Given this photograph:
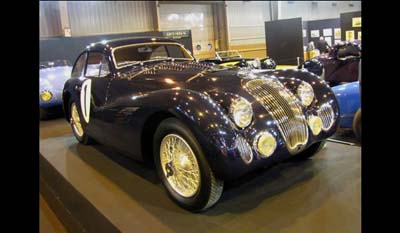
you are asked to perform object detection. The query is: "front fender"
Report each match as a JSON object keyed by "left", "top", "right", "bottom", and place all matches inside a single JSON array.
[
  {"left": 106, "top": 88, "right": 244, "bottom": 180},
  {"left": 144, "top": 89, "right": 244, "bottom": 180}
]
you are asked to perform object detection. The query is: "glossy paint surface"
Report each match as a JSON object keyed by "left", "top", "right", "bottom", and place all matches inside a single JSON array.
[
  {"left": 63, "top": 38, "right": 339, "bottom": 181},
  {"left": 332, "top": 81, "right": 360, "bottom": 128}
]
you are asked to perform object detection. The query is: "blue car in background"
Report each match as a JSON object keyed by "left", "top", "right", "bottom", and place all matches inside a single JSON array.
[
  {"left": 332, "top": 81, "right": 361, "bottom": 140},
  {"left": 39, "top": 60, "right": 72, "bottom": 120}
]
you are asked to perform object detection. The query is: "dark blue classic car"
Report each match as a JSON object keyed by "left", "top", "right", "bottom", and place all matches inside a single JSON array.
[
  {"left": 63, "top": 37, "right": 339, "bottom": 211},
  {"left": 40, "top": 60, "right": 72, "bottom": 119}
]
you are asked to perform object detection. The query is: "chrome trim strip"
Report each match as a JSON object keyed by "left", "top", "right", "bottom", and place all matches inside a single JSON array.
[
  {"left": 80, "top": 79, "right": 91, "bottom": 123},
  {"left": 317, "top": 103, "right": 335, "bottom": 131}
]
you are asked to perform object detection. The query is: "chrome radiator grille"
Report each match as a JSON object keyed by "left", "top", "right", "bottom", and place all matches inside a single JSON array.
[
  {"left": 317, "top": 103, "right": 335, "bottom": 130},
  {"left": 245, "top": 79, "right": 309, "bottom": 154}
]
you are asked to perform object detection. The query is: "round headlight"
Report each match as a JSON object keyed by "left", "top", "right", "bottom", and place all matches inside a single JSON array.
[
  {"left": 40, "top": 90, "right": 53, "bottom": 102},
  {"left": 230, "top": 97, "right": 253, "bottom": 129},
  {"left": 308, "top": 115, "right": 323, "bottom": 135},
  {"left": 297, "top": 82, "right": 314, "bottom": 106},
  {"left": 254, "top": 131, "right": 277, "bottom": 157}
]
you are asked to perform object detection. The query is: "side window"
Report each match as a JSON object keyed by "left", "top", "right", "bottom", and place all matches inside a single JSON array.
[
  {"left": 99, "top": 56, "right": 111, "bottom": 77},
  {"left": 150, "top": 46, "right": 168, "bottom": 58},
  {"left": 85, "top": 52, "right": 111, "bottom": 77},
  {"left": 71, "top": 52, "right": 87, "bottom": 78},
  {"left": 166, "top": 45, "right": 185, "bottom": 58}
]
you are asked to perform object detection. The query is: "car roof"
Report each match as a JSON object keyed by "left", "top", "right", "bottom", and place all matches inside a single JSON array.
[{"left": 87, "top": 37, "right": 181, "bottom": 51}]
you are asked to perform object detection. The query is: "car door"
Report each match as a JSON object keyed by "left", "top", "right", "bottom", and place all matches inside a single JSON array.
[{"left": 81, "top": 51, "right": 113, "bottom": 139}]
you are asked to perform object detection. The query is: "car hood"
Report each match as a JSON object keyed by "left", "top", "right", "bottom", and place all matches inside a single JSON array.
[
  {"left": 40, "top": 66, "right": 72, "bottom": 94},
  {"left": 122, "top": 61, "right": 269, "bottom": 95}
]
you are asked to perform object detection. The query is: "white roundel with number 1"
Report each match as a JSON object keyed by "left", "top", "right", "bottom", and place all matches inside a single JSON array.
[{"left": 80, "top": 79, "right": 92, "bottom": 123}]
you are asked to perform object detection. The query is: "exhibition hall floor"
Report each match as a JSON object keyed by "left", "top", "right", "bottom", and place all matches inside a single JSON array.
[{"left": 40, "top": 118, "right": 361, "bottom": 233}]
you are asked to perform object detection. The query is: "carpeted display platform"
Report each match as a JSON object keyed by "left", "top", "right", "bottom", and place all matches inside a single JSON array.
[{"left": 40, "top": 119, "right": 361, "bottom": 233}]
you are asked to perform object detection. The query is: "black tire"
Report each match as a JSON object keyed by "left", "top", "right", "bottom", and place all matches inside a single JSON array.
[
  {"left": 40, "top": 107, "right": 48, "bottom": 120},
  {"left": 293, "top": 140, "right": 326, "bottom": 161},
  {"left": 353, "top": 109, "right": 361, "bottom": 142},
  {"left": 69, "top": 100, "right": 93, "bottom": 145},
  {"left": 153, "top": 118, "right": 223, "bottom": 212}
]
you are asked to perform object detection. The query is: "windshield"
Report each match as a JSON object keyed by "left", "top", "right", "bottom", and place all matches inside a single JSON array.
[
  {"left": 113, "top": 43, "right": 193, "bottom": 68},
  {"left": 40, "top": 60, "right": 72, "bottom": 69}
]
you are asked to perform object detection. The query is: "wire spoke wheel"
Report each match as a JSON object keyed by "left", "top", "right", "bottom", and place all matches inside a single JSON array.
[
  {"left": 71, "top": 103, "right": 84, "bottom": 137},
  {"left": 160, "top": 134, "right": 201, "bottom": 198}
]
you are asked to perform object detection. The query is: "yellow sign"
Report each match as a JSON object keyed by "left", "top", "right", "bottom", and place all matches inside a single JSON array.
[
  {"left": 352, "top": 17, "right": 361, "bottom": 27},
  {"left": 346, "top": 30, "right": 355, "bottom": 42},
  {"left": 334, "top": 28, "right": 341, "bottom": 39}
]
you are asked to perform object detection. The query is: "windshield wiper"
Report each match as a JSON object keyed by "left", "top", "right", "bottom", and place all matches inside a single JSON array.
[
  {"left": 118, "top": 61, "right": 142, "bottom": 66},
  {"left": 146, "top": 57, "right": 175, "bottom": 62}
]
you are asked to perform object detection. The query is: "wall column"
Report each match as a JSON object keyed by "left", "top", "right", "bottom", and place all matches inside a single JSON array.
[
  {"left": 58, "top": 1, "right": 71, "bottom": 37},
  {"left": 152, "top": 1, "right": 161, "bottom": 31},
  {"left": 212, "top": 2, "right": 229, "bottom": 51}
]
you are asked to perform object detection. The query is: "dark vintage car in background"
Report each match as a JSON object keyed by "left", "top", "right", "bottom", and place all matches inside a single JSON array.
[
  {"left": 63, "top": 37, "right": 340, "bottom": 211},
  {"left": 200, "top": 50, "right": 277, "bottom": 69},
  {"left": 301, "top": 41, "right": 361, "bottom": 86},
  {"left": 40, "top": 60, "right": 72, "bottom": 120}
]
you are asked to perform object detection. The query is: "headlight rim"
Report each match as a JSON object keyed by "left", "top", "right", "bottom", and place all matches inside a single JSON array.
[
  {"left": 229, "top": 97, "right": 254, "bottom": 129},
  {"left": 308, "top": 115, "right": 323, "bottom": 135},
  {"left": 297, "top": 81, "right": 315, "bottom": 107},
  {"left": 253, "top": 130, "right": 277, "bottom": 158}
]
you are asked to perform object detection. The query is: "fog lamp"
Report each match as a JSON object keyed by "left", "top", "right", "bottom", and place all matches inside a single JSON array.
[
  {"left": 254, "top": 131, "right": 277, "bottom": 157},
  {"left": 308, "top": 115, "right": 323, "bottom": 135}
]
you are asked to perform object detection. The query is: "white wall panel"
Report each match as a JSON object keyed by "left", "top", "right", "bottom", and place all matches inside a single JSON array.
[
  {"left": 67, "top": 1, "right": 154, "bottom": 36},
  {"left": 279, "top": 1, "right": 361, "bottom": 21},
  {"left": 40, "top": 1, "right": 62, "bottom": 37},
  {"left": 159, "top": 3, "right": 215, "bottom": 57},
  {"left": 226, "top": 1, "right": 271, "bottom": 45}
]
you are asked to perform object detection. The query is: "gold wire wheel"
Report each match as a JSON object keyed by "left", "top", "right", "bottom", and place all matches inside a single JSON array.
[
  {"left": 160, "top": 134, "right": 201, "bottom": 198},
  {"left": 71, "top": 103, "right": 84, "bottom": 137}
]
